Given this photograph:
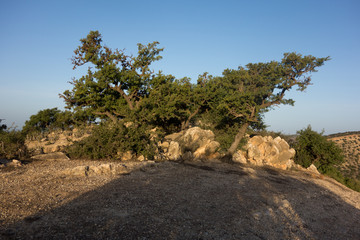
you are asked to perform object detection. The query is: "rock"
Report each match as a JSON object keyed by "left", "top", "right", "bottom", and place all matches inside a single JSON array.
[
  {"left": 121, "top": 151, "right": 134, "bottom": 161},
  {"left": 6, "top": 159, "right": 22, "bottom": 167},
  {"left": 247, "top": 143, "right": 262, "bottom": 162},
  {"left": 167, "top": 141, "right": 181, "bottom": 161},
  {"left": 164, "top": 132, "right": 183, "bottom": 141},
  {"left": 236, "top": 135, "right": 296, "bottom": 170},
  {"left": 25, "top": 128, "right": 91, "bottom": 154},
  {"left": 43, "top": 145, "right": 60, "bottom": 154},
  {"left": 307, "top": 164, "right": 320, "bottom": 175},
  {"left": 64, "top": 164, "right": 115, "bottom": 176},
  {"left": 163, "top": 127, "right": 221, "bottom": 161},
  {"left": 137, "top": 155, "right": 145, "bottom": 162},
  {"left": 249, "top": 135, "right": 264, "bottom": 146},
  {"left": 179, "top": 127, "right": 215, "bottom": 152},
  {"left": 233, "top": 150, "right": 247, "bottom": 164},
  {"left": 31, "top": 152, "right": 70, "bottom": 161}
]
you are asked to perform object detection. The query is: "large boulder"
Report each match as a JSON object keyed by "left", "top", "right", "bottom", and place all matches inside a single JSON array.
[
  {"left": 161, "top": 127, "right": 220, "bottom": 161},
  {"left": 233, "top": 135, "right": 296, "bottom": 170}
]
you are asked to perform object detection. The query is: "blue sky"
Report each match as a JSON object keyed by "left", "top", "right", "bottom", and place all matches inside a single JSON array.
[{"left": 0, "top": 0, "right": 359, "bottom": 134}]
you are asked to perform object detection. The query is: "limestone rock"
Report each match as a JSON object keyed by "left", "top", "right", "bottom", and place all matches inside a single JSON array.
[
  {"left": 25, "top": 128, "right": 91, "bottom": 155},
  {"left": 167, "top": 141, "right": 181, "bottom": 161},
  {"left": 5, "top": 159, "right": 23, "bottom": 167},
  {"left": 234, "top": 135, "right": 296, "bottom": 170},
  {"left": 120, "top": 151, "right": 134, "bottom": 161},
  {"left": 162, "top": 127, "right": 220, "bottom": 161},
  {"left": 31, "top": 152, "right": 70, "bottom": 161},
  {"left": 233, "top": 150, "right": 247, "bottom": 164},
  {"left": 307, "top": 164, "right": 320, "bottom": 175}
]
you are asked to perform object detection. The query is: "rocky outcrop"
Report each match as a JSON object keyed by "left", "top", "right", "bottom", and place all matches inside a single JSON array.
[
  {"left": 233, "top": 135, "right": 299, "bottom": 170},
  {"left": 159, "top": 127, "right": 220, "bottom": 161},
  {"left": 25, "top": 128, "right": 91, "bottom": 155},
  {"left": 63, "top": 161, "right": 156, "bottom": 176}
]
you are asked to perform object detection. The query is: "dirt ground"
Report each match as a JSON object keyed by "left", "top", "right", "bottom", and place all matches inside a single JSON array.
[{"left": 1, "top": 158, "right": 360, "bottom": 240}]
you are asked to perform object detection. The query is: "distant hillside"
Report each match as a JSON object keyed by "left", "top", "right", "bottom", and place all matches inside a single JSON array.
[{"left": 327, "top": 132, "right": 360, "bottom": 181}]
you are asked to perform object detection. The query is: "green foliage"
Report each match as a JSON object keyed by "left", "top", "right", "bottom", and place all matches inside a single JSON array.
[
  {"left": 66, "top": 122, "right": 158, "bottom": 160},
  {"left": 22, "top": 108, "right": 74, "bottom": 134},
  {"left": 60, "top": 30, "right": 165, "bottom": 123},
  {"left": 293, "top": 126, "right": 360, "bottom": 192},
  {"left": 56, "top": 31, "right": 332, "bottom": 160},
  {"left": 294, "top": 125, "right": 344, "bottom": 170},
  {"left": 0, "top": 120, "right": 27, "bottom": 159},
  {"left": 211, "top": 53, "right": 330, "bottom": 154}
]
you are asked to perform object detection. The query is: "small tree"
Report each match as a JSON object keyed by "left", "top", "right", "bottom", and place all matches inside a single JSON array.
[
  {"left": 60, "top": 30, "right": 164, "bottom": 123},
  {"left": 294, "top": 125, "right": 344, "bottom": 172},
  {"left": 213, "top": 53, "right": 330, "bottom": 157},
  {"left": 22, "top": 108, "right": 62, "bottom": 134}
]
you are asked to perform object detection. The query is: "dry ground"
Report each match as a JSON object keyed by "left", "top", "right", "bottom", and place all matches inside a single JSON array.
[{"left": 1, "top": 159, "right": 360, "bottom": 240}]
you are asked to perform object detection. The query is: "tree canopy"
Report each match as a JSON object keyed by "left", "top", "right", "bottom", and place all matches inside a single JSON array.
[
  {"left": 60, "top": 30, "right": 166, "bottom": 123},
  {"left": 210, "top": 53, "right": 330, "bottom": 156},
  {"left": 59, "top": 30, "right": 330, "bottom": 160}
]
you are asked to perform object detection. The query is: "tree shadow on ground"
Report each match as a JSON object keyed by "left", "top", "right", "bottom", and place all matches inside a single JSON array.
[{"left": 2, "top": 161, "right": 360, "bottom": 239}]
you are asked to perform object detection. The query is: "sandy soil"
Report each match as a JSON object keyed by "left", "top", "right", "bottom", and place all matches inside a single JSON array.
[{"left": 1, "top": 159, "right": 360, "bottom": 240}]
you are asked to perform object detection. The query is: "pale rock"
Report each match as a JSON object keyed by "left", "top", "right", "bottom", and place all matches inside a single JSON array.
[
  {"left": 7, "top": 159, "right": 22, "bottom": 167},
  {"left": 249, "top": 135, "right": 264, "bottom": 146},
  {"left": 31, "top": 152, "right": 70, "bottom": 161},
  {"left": 137, "top": 155, "right": 145, "bottom": 162},
  {"left": 121, "top": 151, "right": 134, "bottom": 161},
  {"left": 277, "top": 139, "right": 290, "bottom": 152},
  {"left": 167, "top": 141, "right": 181, "bottom": 161},
  {"left": 165, "top": 132, "right": 183, "bottom": 141},
  {"left": 307, "top": 164, "right": 320, "bottom": 175},
  {"left": 158, "top": 141, "right": 170, "bottom": 149},
  {"left": 233, "top": 150, "right": 247, "bottom": 164},
  {"left": 163, "top": 127, "right": 220, "bottom": 161},
  {"left": 43, "top": 145, "right": 60, "bottom": 154},
  {"left": 247, "top": 144, "right": 261, "bottom": 161}
]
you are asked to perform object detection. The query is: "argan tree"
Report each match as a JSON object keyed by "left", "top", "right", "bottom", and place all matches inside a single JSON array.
[
  {"left": 60, "top": 30, "right": 164, "bottom": 123},
  {"left": 214, "top": 53, "right": 330, "bottom": 157}
]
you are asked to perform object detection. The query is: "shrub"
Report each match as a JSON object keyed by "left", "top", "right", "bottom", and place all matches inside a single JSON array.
[
  {"left": 66, "top": 122, "right": 159, "bottom": 160},
  {"left": 0, "top": 122, "right": 27, "bottom": 159},
  {"left": 294, "top": 125, "right": 344, "bottom": 170}
]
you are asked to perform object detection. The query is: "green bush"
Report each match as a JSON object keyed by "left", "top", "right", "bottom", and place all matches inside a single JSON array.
[
  {"left": 293, "top": 125, "right": 360, "bottom": 192},
  {"left": 294, "top": 125, "right": 344, "bottom": 170},
  {"left": 66, "top": 122, "right": 158, "bottom": 160},
  {"left": 0, "top": 121, "right": 27, "bottom": 159}
]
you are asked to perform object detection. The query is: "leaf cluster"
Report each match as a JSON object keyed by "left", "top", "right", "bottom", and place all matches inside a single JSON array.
[
  {"left": 0, "top": 120, "right": 27, "bottom": 159},
  {"left": 294, "top": 125, "right": 344, "bottom": 171},
  {"left": 66, "top": 122, "right": 157, "bottom": 160},
  {"left": 22, "top": 108, "right": 89, "bottom": 136}
]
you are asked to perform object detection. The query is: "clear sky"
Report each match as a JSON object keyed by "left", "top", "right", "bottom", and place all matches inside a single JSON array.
[{"left": 0, "top": 0, "right": 359, "bottom": 134}]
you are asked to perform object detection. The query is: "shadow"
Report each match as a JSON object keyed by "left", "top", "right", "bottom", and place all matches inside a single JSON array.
[{"left": 1, "top": 162, "right": 360, "bottom": 239}]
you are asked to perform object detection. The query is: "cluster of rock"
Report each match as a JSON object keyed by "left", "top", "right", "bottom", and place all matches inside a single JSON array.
[
  {"left": 62, "top": 161, "right": 156, "bottom": 177},
  {"left": 21, "top": 126, "right": 321, "bottom": 175},
  {"left": 159, "top": 127, "right": 220, "bottom": 161},
  {"left": 25, "top": 128, "right": 91, "bottom": 155},
  {"left": 233, "top": 135, "right": 298, "bottom": 170},
  {"left": 0, "top": 159, "right": 22, "bottom": 168}
]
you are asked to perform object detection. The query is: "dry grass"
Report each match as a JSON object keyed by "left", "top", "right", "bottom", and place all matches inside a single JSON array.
[{"left": 328, "top": 133, "right": 360, "bottom": 180}]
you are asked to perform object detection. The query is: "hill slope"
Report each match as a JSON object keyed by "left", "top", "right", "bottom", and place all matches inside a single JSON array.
[
  {"left": 1, "top": 159, "right": 359, "bottom": 239},
  {"left": 328, "top": 132, "right": 360, "bottom": 181}
]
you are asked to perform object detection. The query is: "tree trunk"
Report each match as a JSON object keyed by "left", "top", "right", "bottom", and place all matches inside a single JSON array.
[
  {"left": 181, "top": 107, "right": 201, "bottom": 130},
  {"left": 227, "top": 122, "right": 249, "bottom": 156}
]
